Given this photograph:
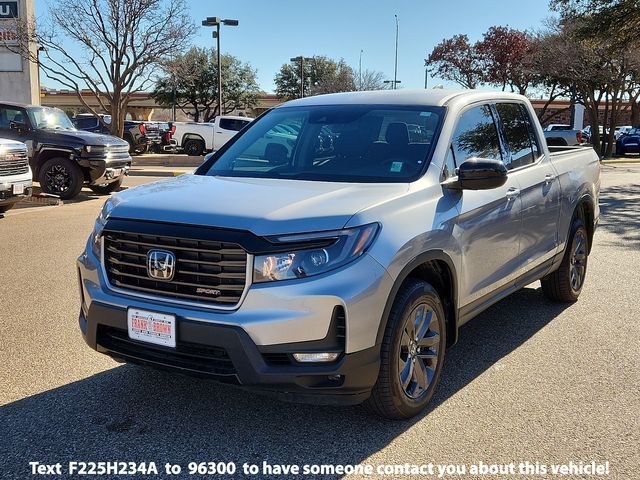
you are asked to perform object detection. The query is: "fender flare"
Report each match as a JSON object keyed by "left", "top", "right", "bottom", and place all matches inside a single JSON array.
[
  {"left": 182, "top": 133, "right": 206, "bottom": 148},
  {"left": 374, "top": 249, "right": 460, "bottom": 349}
]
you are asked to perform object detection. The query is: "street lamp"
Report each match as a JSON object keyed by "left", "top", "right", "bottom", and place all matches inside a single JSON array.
[
  {"left": 202, "top": 17, "right": 239, "bottom": 118},
  {"left": 290, "top": 56, "right": 311, "bottom": 98}
]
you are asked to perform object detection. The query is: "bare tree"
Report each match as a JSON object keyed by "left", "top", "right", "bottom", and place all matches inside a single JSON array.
[
  {"left": 11, "top": 0, "right": 194, "bottom": 136},
  {"left": 358, "top": 69, "right": 392, "bottom": 91}
]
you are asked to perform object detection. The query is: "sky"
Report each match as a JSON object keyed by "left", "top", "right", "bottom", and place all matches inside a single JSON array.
[{"left": 34, "top": 0, "right": 557, "bottom": 93}]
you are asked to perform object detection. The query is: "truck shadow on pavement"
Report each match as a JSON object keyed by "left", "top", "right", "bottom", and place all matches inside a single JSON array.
[{"left": 2, "top": 287, "right": 571, "bottom": 478}]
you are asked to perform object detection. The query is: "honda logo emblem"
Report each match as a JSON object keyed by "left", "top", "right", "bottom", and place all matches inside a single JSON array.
[{"left": 147, "top": 250, "right": 176, "bottom": 281}]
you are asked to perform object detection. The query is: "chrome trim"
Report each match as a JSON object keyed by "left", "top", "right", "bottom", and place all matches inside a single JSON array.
[{"left": 99, "top": 237, "right": 254, "bottom": 312}]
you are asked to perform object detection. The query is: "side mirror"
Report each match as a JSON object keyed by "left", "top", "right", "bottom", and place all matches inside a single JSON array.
[
  {"left": 445, "top": 157, "right": 508, "bottom": 190},
  {"left": 9, "top": 121, "right": 29, "bottom": 135}
]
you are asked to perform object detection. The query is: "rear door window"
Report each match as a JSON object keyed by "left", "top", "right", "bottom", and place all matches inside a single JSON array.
[
  {"left": 219, "top": 118, "right": 248, "bottom": 131},
  {"left": 496, "top": 103, "right": 539, "bottom": 169}
]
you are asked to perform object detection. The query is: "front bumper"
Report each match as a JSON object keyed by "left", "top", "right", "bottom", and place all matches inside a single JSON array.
[
  {"left": 77, "top": 244, "right": 393, "bottom": 404},
  {"left": 81, "top": 157, "right": 132, "bottom": 185},
  {"left": 0, "top": 173, "right": 32, "bottom": 205}
]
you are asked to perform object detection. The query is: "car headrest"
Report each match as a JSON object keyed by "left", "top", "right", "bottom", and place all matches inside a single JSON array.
[{"left": 385, "top": 122, "right": 409, "bottom": 146}]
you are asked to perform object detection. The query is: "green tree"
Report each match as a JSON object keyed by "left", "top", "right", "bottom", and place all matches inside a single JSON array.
[
  {"left": 274, "top": 56, "right": 356, "bottom": 99},
  {"left": 552, "top": 0, "right": 640, "bottom": 48},
  {"left": 152, "top": 47, "right": 260, "bottom": 122}
]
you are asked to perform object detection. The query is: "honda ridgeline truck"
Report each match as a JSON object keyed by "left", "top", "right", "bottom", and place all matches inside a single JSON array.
[
  {"left": 0, "top": 103, "right": 131, "bottom": 199},
  {"left": 77, "top": 90, "right": 600, "bottom": 419}
]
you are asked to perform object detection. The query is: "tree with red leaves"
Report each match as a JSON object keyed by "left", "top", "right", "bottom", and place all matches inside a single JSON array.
[
  {"left": 476, "top": 26, "right": 536, "bottom": 95},
  {"left": 426, "top": 35, "right": 483, "bottom": 89}
]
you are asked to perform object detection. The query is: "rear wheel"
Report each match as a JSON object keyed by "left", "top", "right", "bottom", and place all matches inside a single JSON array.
[
  {"left": 184, "top": 139, "right": 204, "bottom": 156},
  {"left": 89, "top": 177, "right": 123, "bottom": 195},
  {"left": 39, "top": 157, "right": 84, "bottom": 200},
  {"left": 541, "top": 217, "right": 588, "bottom": 302},
  {"left": 365, "top": 279, "right": 447, "bottom": 419}
]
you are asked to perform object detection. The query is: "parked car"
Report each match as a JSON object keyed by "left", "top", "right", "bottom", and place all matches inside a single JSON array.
[
  {"left": 72, "top": 113, "right": 157, "bottom": 156},
  {"left": 172, "top": 115, "right": 254, "bottom": 156},
  {"left": 152, "top": 122, "right": 178, "bottom": 153},
  {"left": 0, "top": 102, "right": 131, "bottom": 199},
  {"left": 544, "top": 123, "right": 572, "bottom": 131},
  {"left": 0, "top": 138, "right": 32, "bottom": 213},
  {"left": 616, "top": 126, "right": 640, "bottom": 155},
  {"left": 77, "top": 90, "right": 600, "bottom": 419},
  {"left": 544, "top": 128, "right": 583, "bottom": 146},
  {"left": 614, "top": 125, "right": 633, "bottom": 140}
]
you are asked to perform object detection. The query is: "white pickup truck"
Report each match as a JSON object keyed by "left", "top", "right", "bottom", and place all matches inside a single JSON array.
[{"left": 172, "top": 116, "right": 254, "bottom": 156}]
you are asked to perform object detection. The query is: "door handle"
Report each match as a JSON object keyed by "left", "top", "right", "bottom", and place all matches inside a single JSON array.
[
  {"left": 545, "top": 173, "right": 556, "bottom": 184},
  {"left": 506, "top": 188, "right": 520, "bottom": 200}
]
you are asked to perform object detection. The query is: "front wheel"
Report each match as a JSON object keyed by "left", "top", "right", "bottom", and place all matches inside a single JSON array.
[
  {"left": 365, "top": 279, "right": 447, "bottom": 419},
  {"left": 39, "top": 157, "right": 84, "bottom": 200},
  {"left": 89, "top": 177, "right": 123, "bottom": 195},
  {"left": 541, "top": 217, "right": 588, "bottom": 302}
]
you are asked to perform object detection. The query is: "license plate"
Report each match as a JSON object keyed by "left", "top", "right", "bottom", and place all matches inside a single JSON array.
[
  {"left": 112, "top": 168, "right": 123, "bottom": 177},
  {"left": 12, "top": 183, "right": 24, "bottom": 195},
  {"left": 127, "top": 308, "right": 176, "bottom": 348}
]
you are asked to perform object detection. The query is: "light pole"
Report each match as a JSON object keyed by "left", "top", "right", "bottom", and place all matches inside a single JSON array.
[
  {"left": 359, "top": 49, "right": 363, "bottom": 91},
  {"left": 290, "top": 56, "right": 311, "bottom": 98},
  {"left": 424, "top": 60, "right": 428, "bottom": 89},
  {"left": 36, "top": 46, "right": 47, "bottom": 99},
  {"left": 393, "top": 15, "right": 399, "bottom": 90},
  {"left": 202, "top": 17, "right": 239, "bottom": 118}
]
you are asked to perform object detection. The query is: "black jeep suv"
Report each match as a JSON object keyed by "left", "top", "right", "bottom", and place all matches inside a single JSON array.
[{"left": 0, "top": 102, "right": 131, "bottom": 199}]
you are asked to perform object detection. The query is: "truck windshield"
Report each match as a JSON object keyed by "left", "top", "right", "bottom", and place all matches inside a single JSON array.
[
  {"left": 201, "top": 104, "right": 444, "bottom": 183},
  {"left": 27, "top": 107, "right": 76, "bottom": 130}
]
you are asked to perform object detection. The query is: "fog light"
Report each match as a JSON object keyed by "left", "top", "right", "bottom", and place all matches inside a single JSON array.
[{"left": 292, "top": 352, "right": 339, "bottom": 363}]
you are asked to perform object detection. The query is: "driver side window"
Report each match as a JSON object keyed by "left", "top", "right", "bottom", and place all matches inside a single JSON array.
[{"left": 450, "top": 105, "right": 502, "bottom": 165}]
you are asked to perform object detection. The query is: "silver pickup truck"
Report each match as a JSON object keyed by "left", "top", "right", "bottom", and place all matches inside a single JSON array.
[{"left": 77, "top": 90, "right": 600, "bottom": 419}]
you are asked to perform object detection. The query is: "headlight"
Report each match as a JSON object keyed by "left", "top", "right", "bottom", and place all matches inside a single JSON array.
[
  {"left": 84, "top": 145, "right": 107, "bottom": 155},
  {"left": 253, "top": 223, "right": 379, "bottom": 283},
  {"left": 90, "top": 198, "right": 116, "bottom": 259}
]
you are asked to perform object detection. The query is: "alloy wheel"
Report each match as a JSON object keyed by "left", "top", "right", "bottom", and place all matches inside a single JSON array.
[
  {"left": 44, "top": 164, "right": 71, "bottom": 194},
  {"left": 398, "top": 303, "right": 441, "bottom": 399},
  {"left": 569, "top": 229, "right": 587, "bottom": 292}
]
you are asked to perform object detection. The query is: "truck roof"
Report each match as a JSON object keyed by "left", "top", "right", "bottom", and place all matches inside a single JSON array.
[{"left": 279, "top": 88, "right": 528, "bottom": 108}]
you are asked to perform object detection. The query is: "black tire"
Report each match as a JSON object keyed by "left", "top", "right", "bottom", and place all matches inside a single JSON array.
[
  {"left": 183, "top": 139, "right": 204, "bottom": 156},
  {"left": 38, "top": 157, "right": 84, "bottom": 200},
  {"left": 89, "top": 177, "right": 123, "bottom": 195},
  {"left": 0, "top": 203, "right": 15, "bottom": 214},
  {"left": 365, "top": 279, "right": 447, "bottom": 419},
  {"left": 126, "top": 137, "right": 146, "bottom": 156},
  {"left": 541, "top": 216, "right": 588, "bottom": 302}
]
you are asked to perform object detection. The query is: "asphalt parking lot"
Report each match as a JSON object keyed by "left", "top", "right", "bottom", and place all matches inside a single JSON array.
[{"left": 1, "top": 166, "right": 639, "bottom": 479}]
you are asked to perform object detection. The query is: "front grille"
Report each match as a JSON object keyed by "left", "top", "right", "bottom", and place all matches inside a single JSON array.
[
  {"left": 0, "top": 149, "right": 29, "bottom": 176},
  {"left": 103, "top": 230, "right": 248, "bottom": 306},
  {"left": 97, "top": 325, "right": 238, "bottom": 379},
  {"left": 106, "top": 144, "right": 131, "bottom": 163}
]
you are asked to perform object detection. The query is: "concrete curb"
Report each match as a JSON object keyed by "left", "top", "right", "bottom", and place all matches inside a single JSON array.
[
  {"left": 601, "top": 159, "right": 640, "bottom": 165},
  {"left": 21, "top": 193, "right": 63, "bottom": 206}
]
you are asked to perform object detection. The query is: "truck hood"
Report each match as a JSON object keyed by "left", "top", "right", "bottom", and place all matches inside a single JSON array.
[
  {"left": 37, "top": 128, "right": 128, "bottom": 147},
  {"left": 110, "top": 174, "right": 409, "bottom": 236}
]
